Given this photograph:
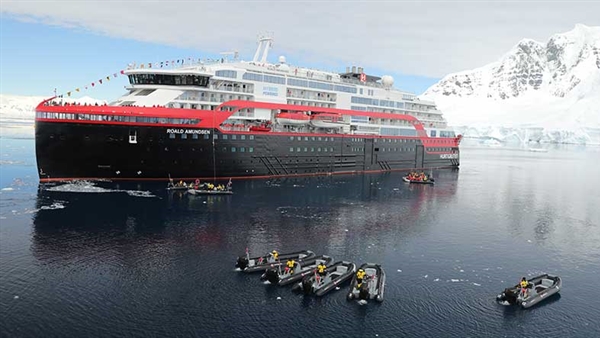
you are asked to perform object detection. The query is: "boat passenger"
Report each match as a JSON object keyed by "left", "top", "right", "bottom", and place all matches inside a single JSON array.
[
  {"left": 269, "top": 250, "right": 279, "bottom": 261},
  {"left": 285, "top": 259, "right": 296, "bottom": 274},
  {"left": 356, "top": 269, "right": 366, "bottom": 289},
  {"left": 317, "top": 262, "right": 327, "bottom": 276}
]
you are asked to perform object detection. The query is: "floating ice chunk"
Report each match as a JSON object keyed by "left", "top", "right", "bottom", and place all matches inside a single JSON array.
[
  {"left": 397, "top": 269, "right": 402, "bottom": 272},
  {"left": 460, "top": 270, "right": 464, "bottom": 273},
  {"left": 1, "top": 187, "right": 13, "bottom": 191},
  {"left": 527, "top": 240, "right": 532, "bottom": 243},
  {"left": 277, "top": 297, "right": 281, "bottom": 300},
  {"left": 335, "top": 287, "right": 340, "bottom": 290},
  {"left": 14, "top": 295, "right": 19, "bottom": 299},
  {"left": 424, "top": 275, "right": 428, "bottom": 278},
  {"left": 433, "top": 278, "right": 440, "bottom": 282},
  {"left": 473, "top": 283, "right": 481, "bottom": 286}
]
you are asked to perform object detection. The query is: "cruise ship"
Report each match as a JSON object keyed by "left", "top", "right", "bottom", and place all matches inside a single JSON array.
[{"left": 34, "top": 35, "right": 461, "bottom": 182}]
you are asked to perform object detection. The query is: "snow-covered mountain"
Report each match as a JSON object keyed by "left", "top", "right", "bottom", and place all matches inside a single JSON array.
[
  {"left": 422, "top": 24, "right": 600, "bottom": 145},
  {"left": 0, "top": 94, "right": 106, "bottom": 139}
]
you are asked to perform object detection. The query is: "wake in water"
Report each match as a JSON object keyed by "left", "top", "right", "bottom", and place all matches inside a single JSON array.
[{"left": 44, "top": 181, "right": 156, "bottom": 198}]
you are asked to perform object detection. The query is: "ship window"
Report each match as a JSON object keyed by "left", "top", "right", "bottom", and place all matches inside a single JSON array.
[
  {"left": 318, "top": 137, "right": 322, "bottom": 141},
  {"left": 215, "top": 70, "right": 237, "bottom": 78},
  {"left": 304, "top": 147, "right": 307, "bottom": 152},
  {"left": 222, "top": 147, "right": 227, "bottom": 152},
  {"left": 249, "top": 147, "right": 254, "bottom": 152},
  {"left": 318, "top": 147, "right": 321, "bottom": 152},
  {"left": 297, "top": 137, "right": 301, "bottom": 141},
  {"left": 222, "top": 135, "right": 228, "bottom": 140},
  {"left": 311, "top": 137, "right": 316, "bottom": 141},
  {"left": 241, "top": 135, "right": 246, "bottom": 140},
  {"left": 296, "top": 147, "right": 301, "bottom": 152},
  {"left": 249, "top": 135, "right": 254, "bottom": 140},
  {"left": 192, "top": 134, "right": 198, "bottom": 139},
  {"left": 204, "top": 134, "right": 209, "bottom": 139},
  {"left": 290, "top": 147, "right": 294, "bottom": 152},
  {"left": 231, "top": 135, "right": 237, "bottom": 140},
  {"left": 240, "top": 147, "right": 245, "bottom": 152},
  {"left": 242, "top": 72, "right": 263, "bottom": 82},
  {"left": 311, "top": 147, "right": 314, "bottom": 152},
  {"left": 304, "top": 137, "right": 308, "bottom": 141},
  {"left": 181, "top": 134, "right": 187, "bottom": 139},
  {"left": 290, "top": 136, "right": 294, "bottom": 141},
  {"left": 169, "top": 134, "right": 176, "bottom": 139},
  {"left": 231, "top": 147, "right": 236, "bottom": 152},
  {"left": 330, "top": 147, "right": 333, "bottom": 152},
  {"left": 323, "top": 148, "right": 328, "bottom": 152},
  {"left": 213, "top": 134, "right": 218, "bottom": 140}
]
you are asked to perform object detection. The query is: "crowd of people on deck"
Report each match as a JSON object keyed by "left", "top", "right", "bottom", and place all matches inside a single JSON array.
[{"left": 406, "top": 171, "right": 430, "bottom": 182}]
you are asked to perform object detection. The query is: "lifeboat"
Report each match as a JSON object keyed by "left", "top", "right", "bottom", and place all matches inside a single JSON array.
[
  {"left": 310, "top": 113, "right": 346, "bottom": 128},
  {"left": 276, "top": 111, "right": 310, "bottom": 125}
]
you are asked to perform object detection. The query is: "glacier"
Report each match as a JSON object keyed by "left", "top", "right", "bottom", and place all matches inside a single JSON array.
[{"left": 422, "top": 24, "right": 600, "bottom": 146}]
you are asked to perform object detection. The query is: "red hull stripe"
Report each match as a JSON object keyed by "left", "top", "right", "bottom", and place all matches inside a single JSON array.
[
  {"left": 35, "top": 98, "right": 460, "bottom": 150},
  {"left": 38, "top": 166, "right": 456, "bottom": 183}
]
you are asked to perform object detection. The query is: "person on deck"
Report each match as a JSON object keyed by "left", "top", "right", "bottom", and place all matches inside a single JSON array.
[{"left": 269, "top": 250, "right": 279, "bottom": 262}]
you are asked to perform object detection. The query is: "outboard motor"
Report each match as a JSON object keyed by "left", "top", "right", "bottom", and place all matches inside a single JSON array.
[
  {"left": 358, "top": 282, "right": 370, "bottom": 300},
  {"left": 236, "top": 256, "right": 249, "bottom": 270},
  {"left": 497, "top": 288, "right": 518, "bottom": 304},
  {"left": 302, "top": 278, "right": 313, "bottom": 295},
  {"left": 264, "top": 268, "right": 280, "bottom": 284}
]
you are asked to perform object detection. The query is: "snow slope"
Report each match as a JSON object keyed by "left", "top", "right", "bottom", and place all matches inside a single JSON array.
[{"left": 422, "top": 24, "right": 600, "bottom": 144}]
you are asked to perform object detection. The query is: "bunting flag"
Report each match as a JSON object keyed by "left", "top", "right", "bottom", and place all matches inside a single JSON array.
[
  {"left": 99, "top": 79, "right": 103, "bottom": 84},
  {"left": 106, "top": 76, "right": 110, "bottom": 81},
  {"left": 120, "top": 70, "right": 125, "bottom": 74},
  {"left": 113, "top": 73, "right": 117, "bottom": 78},
  {"left": 76, "top": 88, "right": 80, "bottom": 92},
  {"left": 92, "top": 83, "right": 95, "bottom": 87},
  {"left": 67, "top": 92, "right": 71, "bottom": 97},
  {"left": 85, "top": 86, "right": 88, "bottom": 90},
  {"left": 148, "top": 63, "right": 152, "bottom": 68}
]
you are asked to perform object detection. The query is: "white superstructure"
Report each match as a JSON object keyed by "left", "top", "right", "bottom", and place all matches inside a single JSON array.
[{"left": 117, "top": 35, "right": 455, "bottom": 138}]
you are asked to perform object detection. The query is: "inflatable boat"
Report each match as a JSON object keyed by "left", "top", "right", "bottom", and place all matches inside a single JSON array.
[
  {"left": 496, "top": 274, "right": 562, "bottom": 309},
  {"left": 261, "top": 255, "right": 334, "bottom": 286},
  {"left": 347, "top": 263, "right": 386, "bottom": 302},
  {"left": 292, "top": 261, "right": 356, "bottom": 296},
  {"left": 235, "top": 250, "right": 315, "bottom": 273},
  {"left": 402, "top": 176, "right": 434, "bottom": 184}
]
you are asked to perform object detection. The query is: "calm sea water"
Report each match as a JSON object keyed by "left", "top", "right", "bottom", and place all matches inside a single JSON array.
[{"left": 1, "top": 138, "right": 599, "bottom": 337}]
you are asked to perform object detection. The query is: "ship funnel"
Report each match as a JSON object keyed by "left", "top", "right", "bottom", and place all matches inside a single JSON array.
[
  {"left": 351, "top": 66, "right": 356, "bottom": 73},
  {"left": 358, "top": 67, "right": 363, "bottom": 74}
]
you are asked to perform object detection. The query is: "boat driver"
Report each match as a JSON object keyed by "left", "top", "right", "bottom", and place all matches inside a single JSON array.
[
  {"left": 285, "top": 259, "right": 295, "bottom": 274},
  {"left": 520, "top": 277, "right": 529, "bottom": 297},
  {"left": 317, "top": 262, "right": 327, "bottom": 276},
  {"left": 356, "top": 269, "right": 366, "bottom": 289}
]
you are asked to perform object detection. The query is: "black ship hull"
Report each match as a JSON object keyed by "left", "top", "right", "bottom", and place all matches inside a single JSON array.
[{"left": 35, "top": 122, "right": 459, "bottom": 182}]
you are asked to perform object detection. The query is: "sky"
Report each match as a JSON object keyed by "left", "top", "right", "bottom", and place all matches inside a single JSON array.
[{"left": 1, "top": 0, "right": 599, "bottom": 101}]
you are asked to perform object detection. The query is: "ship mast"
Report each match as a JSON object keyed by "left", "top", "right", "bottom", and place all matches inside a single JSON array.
[{"left": 252, "top": 34, "right": 274, "bottom": 63}]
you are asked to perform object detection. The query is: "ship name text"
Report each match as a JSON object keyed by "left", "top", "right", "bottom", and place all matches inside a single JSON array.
[{"left": 167, "top": 129, "right": 211, "bottom": 135}]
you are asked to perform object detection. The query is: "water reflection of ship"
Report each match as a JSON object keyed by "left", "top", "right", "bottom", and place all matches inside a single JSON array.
[{"left": 31, "top": 184, "right": 225, "bottom": 264}]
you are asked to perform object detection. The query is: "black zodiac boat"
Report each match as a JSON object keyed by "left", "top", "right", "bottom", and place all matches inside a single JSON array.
[
  {"left": 496, "top": 274, "right": 562, "bottom": 309},
  {"left": 261, "top": 255, "right": 335, "bottom": 286},
  {"left": 347, "top": 263, "right": 386, "bottom": 302},
  {"left": 292, "top": 261, "right": 356, "bottom": 296},
  {"left": 402, "top": 176, "right": 434, "bottom": 184},
  {"left": 235, "top": 250, "right": 315, "bottom": 273},
  {"left": 187, "top": 188, "right": 233, "bottom": 195}
]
